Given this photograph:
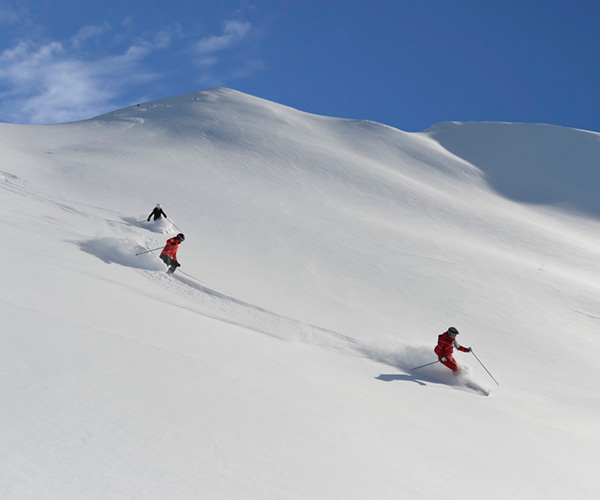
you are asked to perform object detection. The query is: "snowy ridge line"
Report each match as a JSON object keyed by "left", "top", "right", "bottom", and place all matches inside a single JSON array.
[{"left": 138, "top": 268, "right": 360, "bottom": 351}]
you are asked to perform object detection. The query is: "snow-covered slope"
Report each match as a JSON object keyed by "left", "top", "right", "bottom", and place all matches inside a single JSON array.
[{"left": 1, "top": 88, "right": 599, "bottom": 499}]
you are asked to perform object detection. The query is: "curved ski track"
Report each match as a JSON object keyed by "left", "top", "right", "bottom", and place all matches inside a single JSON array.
[{"left": 137, "top": 268, "right": 360, "bottom": 353}]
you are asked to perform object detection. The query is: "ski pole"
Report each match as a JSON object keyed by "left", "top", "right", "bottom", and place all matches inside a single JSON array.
[
  {"left": 411, "top": 360, "right": 440, "bottom": 371},
  {"left": 167, "top": 217, "right": 183, "bottom": 232},
  {"left": 135, "top": 246, "right": 163, "bottom": 256},
  {"left": 471, "top": 350, "right": 499, "bottom": 385}
]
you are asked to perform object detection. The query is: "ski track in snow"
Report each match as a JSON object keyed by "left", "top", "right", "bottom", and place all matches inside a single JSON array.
[
  {"left": 5, "top": 160, "right": 493, "bottom": 398},
  {"left": 137, "top": 267, "right": 360, "bottom": 352},
  {"left": 138, "top": 265, "right": 491, "bottom": 396},
  {"left": 0, "top": 169, "right": 88, "bottom": 217},
  {"left": 574, "top": 309, "right": 600, "bottom": 321},
  {"left": 77, "top": 214, "right": 364, "bottom": 356},
  {"left": 76, "top": 208, "right": 493, "bottom": 397}
]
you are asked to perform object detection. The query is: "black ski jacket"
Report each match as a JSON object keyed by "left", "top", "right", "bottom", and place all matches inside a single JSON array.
[{"left": 147, "top": 207, "right": 167, "bottom": 221}]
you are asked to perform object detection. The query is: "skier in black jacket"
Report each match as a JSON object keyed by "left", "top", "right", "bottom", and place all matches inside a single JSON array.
[{"left": 147, "top": 204, "right": 167, "bottom": 221}]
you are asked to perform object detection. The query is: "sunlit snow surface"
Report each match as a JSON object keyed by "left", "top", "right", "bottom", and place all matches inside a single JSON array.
[{"left": 1, "top": 88, "right": 599, "bottom": 499}]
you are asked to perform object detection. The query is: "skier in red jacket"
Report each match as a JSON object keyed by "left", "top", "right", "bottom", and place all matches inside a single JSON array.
[
  {"left": 160, "top": 233, "right": 185, "bottom": 275},
  {"left": 434, "top": 327, "right": 471, "bottom": 373}
]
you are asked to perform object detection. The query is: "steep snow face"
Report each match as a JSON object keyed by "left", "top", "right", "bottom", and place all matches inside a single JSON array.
[
  {"left": 1, "top": 88, "right": 599, "bottom": 500},
  {"left": 426, "top": 120, "right": 600, "bottom": 216}
]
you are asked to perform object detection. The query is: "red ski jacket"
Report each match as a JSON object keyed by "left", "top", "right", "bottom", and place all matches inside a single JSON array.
[
  {"left": 160, "top": 237, "right": 181, "bottom": 261},
  {"left": 434, "top": 331, "right": 470, "bottom": 359}
]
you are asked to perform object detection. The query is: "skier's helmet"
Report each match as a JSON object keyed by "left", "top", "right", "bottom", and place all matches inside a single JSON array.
[
  {"left": 448, "top": 327, "right": 459, "bottom": 335},
  {"left": 177, "top": 233, "right": 185, "bottom": 241},
  {"left": 156, "top": 203, "right": 161, "bottom": 208}
]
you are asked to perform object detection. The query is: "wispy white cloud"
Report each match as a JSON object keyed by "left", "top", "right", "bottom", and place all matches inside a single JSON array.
[
  {"left": 195, "top": 20, "right": 252, "bottom": 54},
  {"left": 69, "top": 22, "right": 112, "bottom": 49},
  {"left": 0, "top": 22, "right": 179, "bottom": 123},
  {"left": 0, "top": 17, "right": 264, "bottom": 124},
  {"left": 192, "top": 20, "right": 263, "bottom": 84},
  {"left": 0, "top": 27, "right": 165, "bottom": 123}
]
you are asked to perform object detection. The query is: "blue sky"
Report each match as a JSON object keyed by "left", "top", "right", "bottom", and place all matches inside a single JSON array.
[{"left": 1, "top": 0, "right": 599, "bottom": 132}]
